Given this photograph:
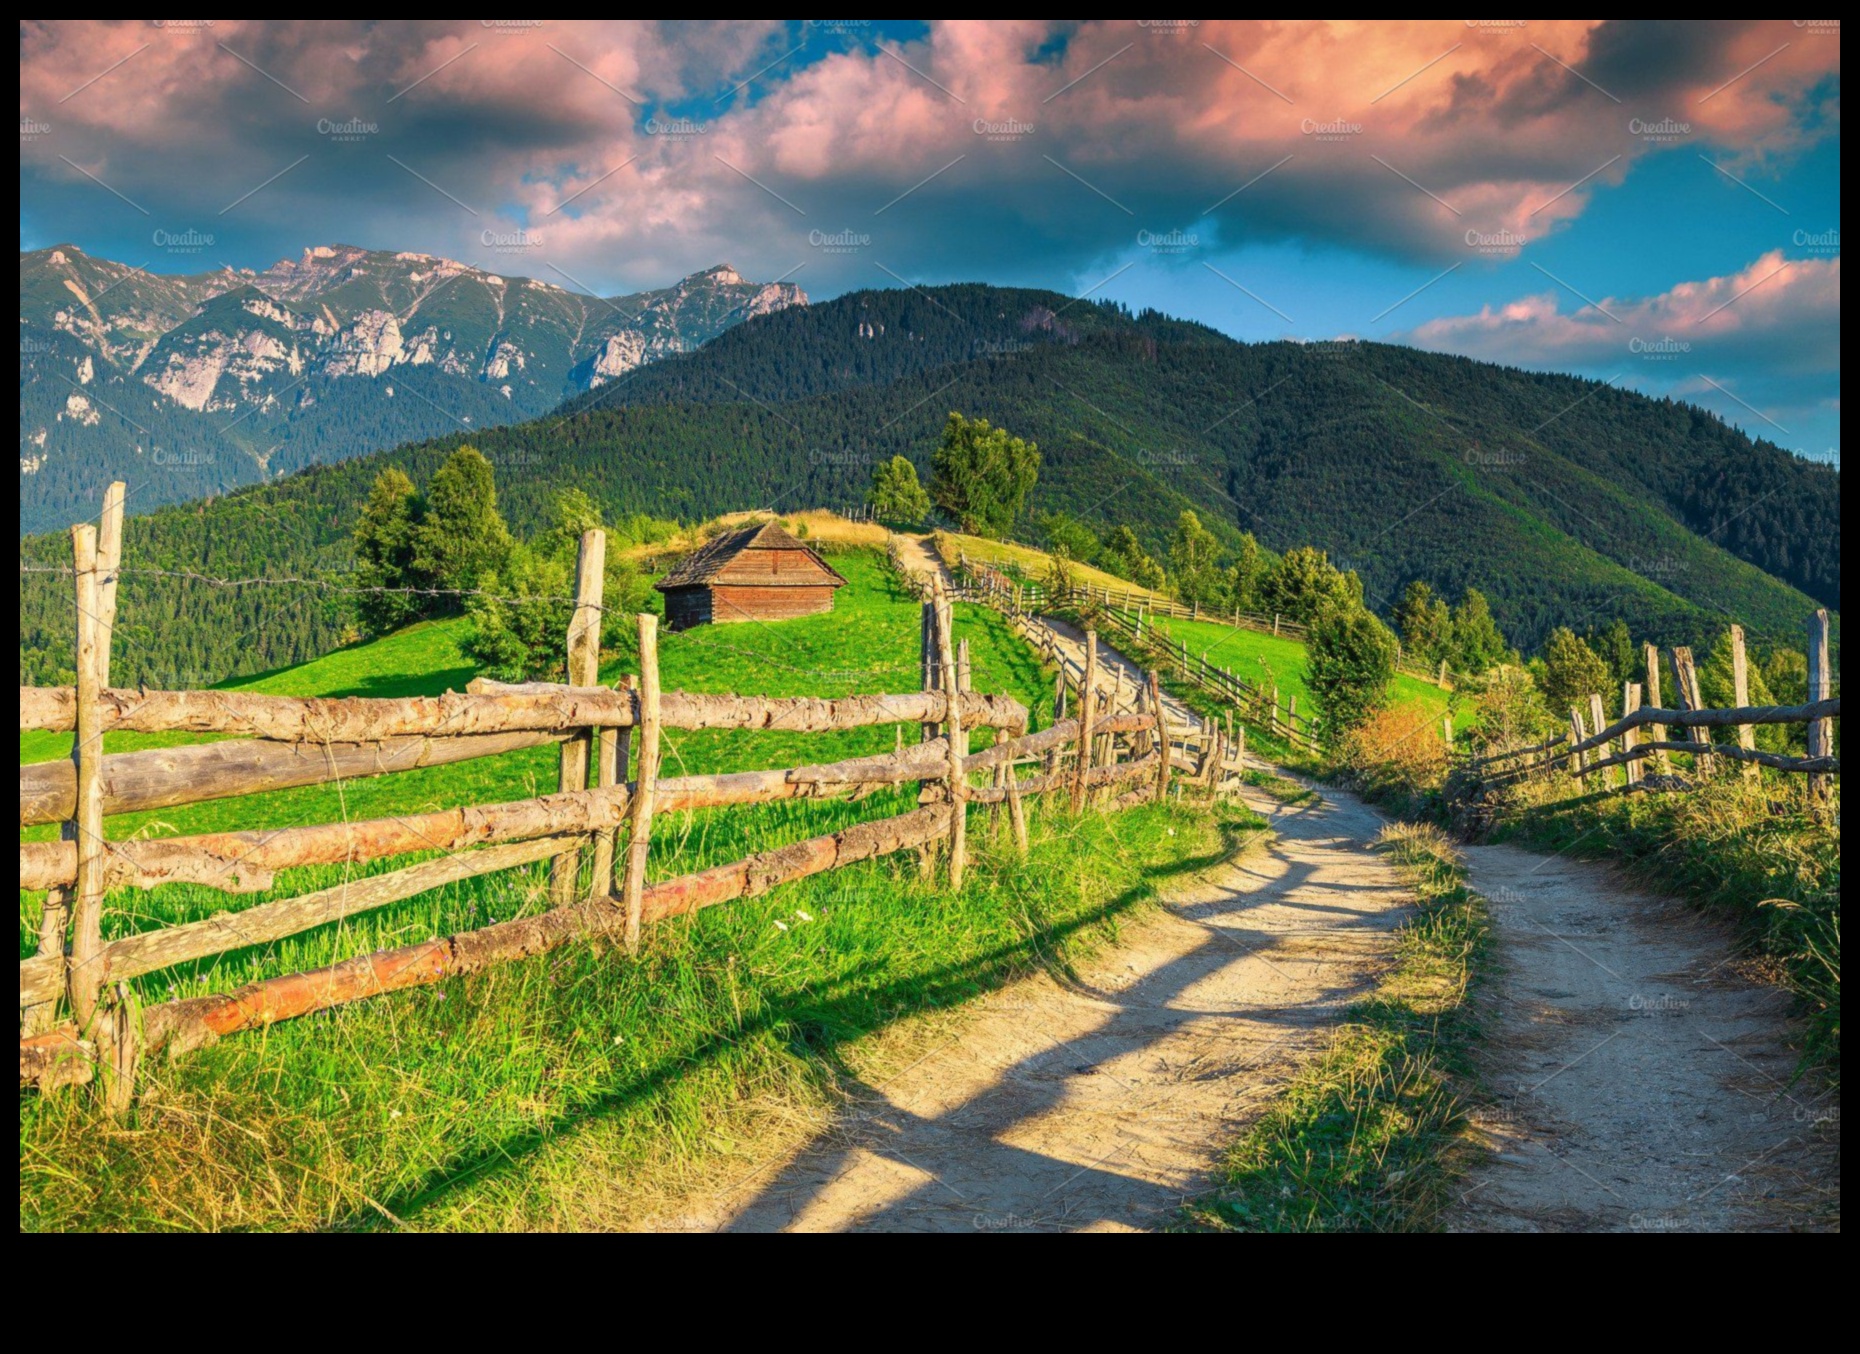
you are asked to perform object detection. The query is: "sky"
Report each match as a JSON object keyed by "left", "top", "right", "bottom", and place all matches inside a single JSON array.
[{"left": 19, "top": 19, "right": 1841, "bottom": 460}]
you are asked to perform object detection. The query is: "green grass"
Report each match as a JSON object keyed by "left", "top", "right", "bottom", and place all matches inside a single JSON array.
[
  {"left": 1132, "top": 611, "right": 1460, "bottom": 736},
  {"left": 1182, "top": 823, "right": 1490, "bottom": 1232},
  {"left": 22, "top": 793, "right": 1246, "bottom": 1231},
  {"left": 20, "top": 546, "right": 1263, "bottom": 1230}
]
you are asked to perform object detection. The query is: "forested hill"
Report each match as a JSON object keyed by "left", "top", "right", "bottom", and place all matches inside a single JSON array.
[{"left": 20, "top": 282, "right": 1838, "bottom": 687}]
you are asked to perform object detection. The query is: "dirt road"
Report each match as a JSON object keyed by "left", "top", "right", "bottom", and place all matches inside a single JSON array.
[
  {"left": 1449, "top": 841, "right": 1836, "bottom": 1232},
  {"left": 861, "top": 533, "right": 1832, "bottom": 1232},
  {"left": 671, "top": 784, "right": 1410, "bottom": 1232}
]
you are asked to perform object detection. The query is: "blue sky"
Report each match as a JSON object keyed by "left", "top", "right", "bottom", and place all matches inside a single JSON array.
[{"left": 21, "top": 19, "right": 1840, "bottom": 459}]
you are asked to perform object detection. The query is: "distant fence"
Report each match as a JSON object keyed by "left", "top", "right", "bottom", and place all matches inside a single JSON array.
[
  {"left": 1470, "top": 617, "right": 1839, "bottom": 802},
  {"left": 22, "top": 493, "right": 1239, "bottom": 1105},
  {"left": 946, "top": 548, "right": 1324, "bottom": 756}
]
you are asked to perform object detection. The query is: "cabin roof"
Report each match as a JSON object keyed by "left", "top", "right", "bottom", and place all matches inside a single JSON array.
[{"left": 654, "top": 521, "right": 849, "bottom": 591}]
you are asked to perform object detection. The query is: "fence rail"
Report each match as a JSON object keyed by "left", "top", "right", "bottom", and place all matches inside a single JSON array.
[
  {"left": 948, "top": 548, "right": 1325, "bottom": 756},
  {"left": 1469, "top": 615, "right": 1839, "bottom": 802},
  {"left": 22, "top": 497, "right": 1245, "bottom": 1102}
]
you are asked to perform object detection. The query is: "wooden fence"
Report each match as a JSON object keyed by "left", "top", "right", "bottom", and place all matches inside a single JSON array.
[
  {"left": 1470, "top": 614, "right": 1839, "bottom": 801},
  {"left": 948, "top": 548, "right": 1324, "bottom": 756},
  {"left": 21, "top": 497, "right": 1239, "bottom": 1104}
]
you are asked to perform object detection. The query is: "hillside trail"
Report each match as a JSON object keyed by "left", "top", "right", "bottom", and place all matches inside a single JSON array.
[
  {"left": 1446, "top": 840, "right": 1836, "bottom": 1232},
  {"left": 668, "top": 779, "right": 1413, "bottom": 1232},
  {"left": 890, "top": 535, "right": 1199, "bottom": 729},
  {"left": 813, "top": 537, "right": 1832, "bottom": 1232}
]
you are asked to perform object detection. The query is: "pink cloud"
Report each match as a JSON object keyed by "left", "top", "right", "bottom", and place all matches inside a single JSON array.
[
  {"left": 1402, "top": 250, "right": 1839, "bottom": 372},
  {"left": 19, "top": 20, "right": 1842, "bottom": 282}
]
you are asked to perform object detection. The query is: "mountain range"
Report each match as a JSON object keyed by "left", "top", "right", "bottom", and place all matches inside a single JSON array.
[
  {"left": 18, "top": 244, "right": 806, "bottom": 534},
  {"left": 18, "top": 272, "right": 1839, "bottom": 688}
]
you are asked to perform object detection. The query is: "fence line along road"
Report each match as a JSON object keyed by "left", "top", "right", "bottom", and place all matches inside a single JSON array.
[{"left": 22, "top": 491, "right": 1248, "bottom": 1105}]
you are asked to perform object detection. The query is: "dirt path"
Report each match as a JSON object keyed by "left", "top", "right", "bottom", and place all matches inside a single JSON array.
[
  {"left": 1449, "top": 842, "right": 1837, "bottom": 1232},
  {"left": 668, "top": 783, "right": 1410, "bottom": 1232},
  {"left": 875, "top": 537, "right": 1832, "bottom": 1231},
  {"left": 890, "top": 535, "right": 1202, "bottom": 731}
]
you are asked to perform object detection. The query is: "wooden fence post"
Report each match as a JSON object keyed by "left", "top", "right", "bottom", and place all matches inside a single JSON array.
[
  {"left": 1670, "top": 647, "right": 1714, "bottom": 778},
  {"left": 1728, "top": 624, "right": 1759, "bottom": 782},
  {"left": 1149, "top": 671, "right": 1169, "bottom": 801},
  {"left": 920, "top": 599, "right": 939, "bottom": 741},
  {"left": 1234, "top": 722, "right": 1246, "bottom": 775},
  {"left": 1442, "top": 713, "right": 1453, "bottom": 749},
  {"left": 940, "top": 601, "right": 967, "bottom": 888},
  {"left": 67, "top": 522, "right": 120, "bottom": 1089},
  {"left": 1806, "top": 609, "right": 1833, "bottom": 807},
  {"left": 1622, "top": 682, "right": 1642, "bottom": 786},
  {"left": 1569, "top": 706, "right": 1587, "bottom": 784},
  {"left": 621, "top": 613, "right": 661, "bottom": 954},
  {"left": 553, "top": 529, "right": 605, "bottom": 904},
  {"left": 1072, "top": 630, "right": 1098, "bottom": 813},
  {"left": 1643, "top": 643, "right": 1671, "bottom": 774},
  {"left": 29, "top": 485, "right": 123, "bottom": 1040},
  {"left": 591, "top": 674, "right": 634, "bottom": 897},
  {"left": 1588, "top": 692, "right": 1610, "bottom": 789},
  {"left": 550, "top": 535, "right": 610, "bottom": 903}
]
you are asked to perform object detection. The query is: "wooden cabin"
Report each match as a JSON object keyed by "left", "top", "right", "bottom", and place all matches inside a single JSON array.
[{"left": 655, "top": 522, "right": 848, "bottom": 629}]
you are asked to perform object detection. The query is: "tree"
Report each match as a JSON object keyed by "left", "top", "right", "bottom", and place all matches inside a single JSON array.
[
  {"left": 1226, "top": 532, "right": 1265, "bottom": 613},
  {"left": 868, "top": 455, "right": 931, "bottom": 525},
  {"left": 1762, "top": 646, "right": 1808, "bottom": 708},
  {"left": 1260, "top": 546, "right": 1361, "bottom": 625},
  {"left": 1540, "top": 627, "right": 1610, "bottom": 719},
  {"left": 1394, "top": 580, "right": 1452, "bottom": 668},
  {"left": 463, "top": 487, "right": 659, "bottom": 680},
  {"left": 928, "top": 412, "right": 1039, "bottom": 537},
  {"left": 1589, "top": 618, "right": 1636, "bottom": 692},
  {"left": 410, "top": 446, "right": 512, "bottom": 600},
  {"left": 1468, "top": 664, "right": 1556, "bottom": 755},
  {"left": 462, "top": 542, "right": 572, "bottom": 682},
  {"left": 1168, "top": 510, "right": 1222, "bottom": 605},
  {"left": 1100, "top": 524, "right": 1165, "bottom": 590},
  {"left": 351, "top": 467, "right": 422, "bottom": 637},
  {"left": 1307, "top": 605, "right": 1398, "bottom": 739},
  {"left": 1448, "top": 588, "right": 1508, "bottom": 674},
  {"left": 535, "top": 487, "right": 604, "bottom": 562},
  {"left": 1039, "top": 510, "right": 1101, "bottom": 564}
]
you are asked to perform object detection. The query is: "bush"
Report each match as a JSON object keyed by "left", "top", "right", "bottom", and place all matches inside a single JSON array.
[{"left": 1307, "top": 605, "right": 1398, "bottom": 739}]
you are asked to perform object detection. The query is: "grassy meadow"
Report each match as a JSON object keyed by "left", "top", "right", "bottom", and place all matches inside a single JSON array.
[{"left": 20, "top": 546, "right": 1263, "bottom": 1230}]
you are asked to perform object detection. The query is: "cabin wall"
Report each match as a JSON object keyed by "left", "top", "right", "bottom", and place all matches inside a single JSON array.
[{"left": 708, "top": 584, "right": 837, "bottom": 624}]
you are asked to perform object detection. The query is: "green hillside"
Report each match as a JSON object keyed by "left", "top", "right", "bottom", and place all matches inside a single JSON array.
[{"left": 20, "top": 284, "right": 1837, "bottom": 689}]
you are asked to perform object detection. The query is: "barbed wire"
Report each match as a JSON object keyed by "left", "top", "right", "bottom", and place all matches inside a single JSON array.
[{"left": 21, "top": 562, "right": 611, "bottom": 611}]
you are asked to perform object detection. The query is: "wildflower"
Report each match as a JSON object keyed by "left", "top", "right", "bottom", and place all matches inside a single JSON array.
[
  {"left": 773, "top": 920, "right": 789, "bottom": 931},
  {"left": 796, "top": 910, "right": 814, "bottom": 923}
]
